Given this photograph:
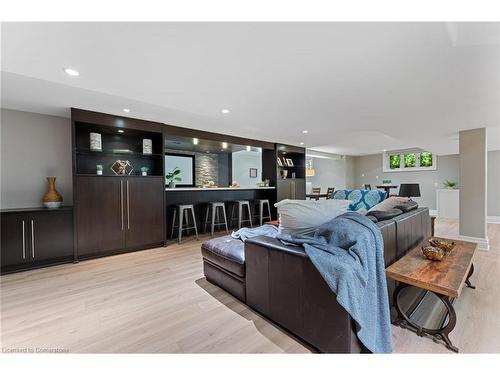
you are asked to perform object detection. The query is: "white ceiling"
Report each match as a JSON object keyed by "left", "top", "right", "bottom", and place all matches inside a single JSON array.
[{"left": 2, "top": 22, "right": 500, "bottom": 155}]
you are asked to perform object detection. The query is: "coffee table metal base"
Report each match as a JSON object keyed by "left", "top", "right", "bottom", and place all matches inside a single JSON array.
[{"left": 392, "top": 264, "right": 475, "bottom": 353}]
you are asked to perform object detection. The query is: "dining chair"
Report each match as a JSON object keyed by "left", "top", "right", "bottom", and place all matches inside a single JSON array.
[
  {"left": 326, "top": 187, "right": 335, "bottom": 199},
  {"left": 309, "top": 187, "right": 321, "bottom": 200}
]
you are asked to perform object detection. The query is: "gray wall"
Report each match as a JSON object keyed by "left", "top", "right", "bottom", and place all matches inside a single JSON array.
[
  {"left": 459, "top": 128, "right": 487, "bottom": 239},
  {"left": 1, "top": 108, "right": 73, "bottom": 209},
  {"left": 351, "top": 153, "right": 460, "bottom": 211},
  {"left": 350, "top": 151, "right": 500, "bottom": 216},
  {"left": 231, "top": 150, "right": 262, "bottom": 188},
  {"left": 345, "top": 156, "right": 356, "bottom": 190},
  {"left": 306, "top": 156, "right": 348, "bottom": 193},
  {"left": 488, "top": 150, "right": 500, "bottom": 217}
]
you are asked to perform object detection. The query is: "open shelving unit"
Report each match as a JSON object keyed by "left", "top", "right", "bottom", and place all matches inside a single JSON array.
[
  {"left": 262, "top": 143, "right": 306, "bottom": 216},
  {"left": 74, "top": 121, "right": 164, "bottom": 177},
  {"left": 276, "top": 145, "right": 306, "bottom": 179}
]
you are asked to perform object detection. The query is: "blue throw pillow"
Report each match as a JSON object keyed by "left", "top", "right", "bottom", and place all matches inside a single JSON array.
[{"left": 333, "top": 189, "right": 386, "bottom": 211}]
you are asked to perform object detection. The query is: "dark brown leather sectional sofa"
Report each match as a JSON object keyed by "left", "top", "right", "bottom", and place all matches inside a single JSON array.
[{"left": 201, "top": 207, "right": 431, "bottom": 353}]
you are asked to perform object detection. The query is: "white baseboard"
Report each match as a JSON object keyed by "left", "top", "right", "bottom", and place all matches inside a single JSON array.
[
  {"left": 431, "top": 213, "right": 500, "bottom": 224},
  {"left": 458, "top": 235, "right": 490, "bottom": 251},
  {"left": 488, "top": 216, "right": 500, "bottom": 224}
]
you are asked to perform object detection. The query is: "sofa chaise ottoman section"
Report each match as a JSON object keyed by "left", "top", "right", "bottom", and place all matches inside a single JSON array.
[{"left": 201, "top": 236, "right": 246, "bottom": 302}]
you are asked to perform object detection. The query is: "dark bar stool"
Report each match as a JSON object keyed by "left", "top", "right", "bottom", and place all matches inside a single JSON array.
[
  {"left": 252, "top": 199, "right": 272, "bottom": 226},
  {"left": 170, "top": 204, "right": 199, "bottom": 244},
  {"left": 230, "top": 200, "right": 253, "bottom": 229},
  {"left": 203, "top": 202, "right": 229, "bottom": 237}
]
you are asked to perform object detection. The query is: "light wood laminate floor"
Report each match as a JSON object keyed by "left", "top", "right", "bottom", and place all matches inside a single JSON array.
[{"left": 1, "top": 219, "right": 499, "bottom": 353}]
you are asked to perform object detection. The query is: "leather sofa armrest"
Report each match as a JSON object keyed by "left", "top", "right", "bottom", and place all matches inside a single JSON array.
[{"left": 245, "top": 235, "right": 308, "bottom": 258}]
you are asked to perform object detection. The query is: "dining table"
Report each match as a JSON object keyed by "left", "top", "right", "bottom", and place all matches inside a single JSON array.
[
  {"left": 376, "top": 185, "right": 398, "bottom": 197},
  {"left": 306, "top": 193, "right": 329, "bottom": 200}
]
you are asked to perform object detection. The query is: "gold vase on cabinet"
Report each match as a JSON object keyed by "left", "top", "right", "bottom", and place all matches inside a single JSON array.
[{"left": 42, "top": 177, "right": 63, "bottom": 209}]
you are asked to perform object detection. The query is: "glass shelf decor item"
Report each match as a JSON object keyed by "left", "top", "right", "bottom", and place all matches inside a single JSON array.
[
  {"left": 141, "top": 166, "right": 149, "bottom": 176},
  {"left": 110, "top": 160, "right": 134, "bottom": 175},
  {"left": 89, "top": 132, "right": 102, "bottom": 151},
  {"left": 96, "top": 164, "right": 103, "bottom": 175},
  {"left": 143, "top": 139, "right": 152, "bottom": 155}
]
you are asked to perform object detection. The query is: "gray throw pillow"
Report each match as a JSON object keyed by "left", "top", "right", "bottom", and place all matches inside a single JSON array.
[
  {"left": 368, "top": 208, "right": 403, "bottom": 221},
  {"left": 394, "top": 201, "right": 418, "bottom": 213},
  {"left": 365, "top": 215, "right": 379, "bottom": 223}
]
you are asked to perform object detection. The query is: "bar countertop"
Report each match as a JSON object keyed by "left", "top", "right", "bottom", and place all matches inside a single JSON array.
[{"left": 165, "top": 186, "right": 275, "bottom": 192}]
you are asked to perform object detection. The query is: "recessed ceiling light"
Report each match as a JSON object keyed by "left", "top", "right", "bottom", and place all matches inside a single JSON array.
[
  {"left": 193, "top": 138, "right": 199, "bottom": 145},
  {"left": 63, "top": 68, "right": 79, "bottom": 76},
  {"left": 302, "top": 130, "right": 308, "bottom": 134},
  {"left": 246, "top": 145, "right": 251, "bottom": 152},
  {"left": 123, "top": 108, "right": 130, "bottom": 113},
  {"left": 118, "top": 129, "right": 124, "bottom": 133},
  {"left": 221, "top": 109, "right": 230, "bottom": 114},
  {"left": 300, "top": 142, "right": 304, "bottom": 145},
  {"left": 222, "top": 142, "right": 228, "bottom": 149}
]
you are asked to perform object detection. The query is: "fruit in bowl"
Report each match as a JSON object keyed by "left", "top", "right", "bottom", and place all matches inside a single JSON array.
[
  {"left": 421, "top": 246, "right": 445, "bottom": 261},
  {"left": 429, "top": 238, "right": 456, "bottom": 253}
]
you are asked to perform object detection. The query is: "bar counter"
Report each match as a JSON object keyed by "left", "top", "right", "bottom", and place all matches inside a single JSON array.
[
  {"left": 165, "top": 186, "right": 276, "bottom": 235},
  {"left": 165, "top": 186, "right": 275, "bottom": 191}
]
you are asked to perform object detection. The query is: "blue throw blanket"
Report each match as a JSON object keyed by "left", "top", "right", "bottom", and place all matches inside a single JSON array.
[
  {"left": 231, "top": 224, "right": 279, "bottom": 242},
  {"left": 278, "top": 211, "right": 393, "bottom": 353}
]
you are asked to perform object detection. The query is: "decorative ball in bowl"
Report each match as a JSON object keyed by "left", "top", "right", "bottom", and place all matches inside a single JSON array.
[
  {"left": 428, "top": 238, "right": 456, "bottom": 253},
  {"left": 421, "top": 246, "right": 445, "bottom": 261}
]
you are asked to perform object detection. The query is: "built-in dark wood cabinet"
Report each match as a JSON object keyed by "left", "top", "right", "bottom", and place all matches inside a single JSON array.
[
  {"left": 76, "top": 176, "right": 125, "bottom": 257},
  {"left": 1, "top": 207, "right": 74, "bottom": 274},
  {"left": 276, "top": 178, "right": 306, "bottom": 201},
  {"left": 31, "top": 210, "right": 74, "bottom": 262},
  {"left": 72, "top": 109, "right": 165, "bottom": 259},
  {"left": 76, "top": 176, "right": 164, "bottom": 259},
  {"left": 126, "top": 177, "right": 164, "bottom": 248},
  {"left": 1, "top": 212, "right": 29, "bottom": 269},
  {"left": 262, "top": 143, "right": 306, "bottom": 216}
]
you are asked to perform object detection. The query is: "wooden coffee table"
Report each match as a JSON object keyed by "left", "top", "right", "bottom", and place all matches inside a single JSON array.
[{"left": 386, "top": 237, "right": 477, "bottom": 352}]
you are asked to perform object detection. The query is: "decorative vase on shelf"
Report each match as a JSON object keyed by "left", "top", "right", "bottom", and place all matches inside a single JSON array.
[
  {"left": 89, "top": 132, "right": 102, "bottom": 151},
  {"left": 42, "top": 177, "right": 63, "bottom": 209},
  {"left": 169, "top": 181, "right": 176, "bottom": 188},
  {"left": 143, "top": 139, "right": 152, "bottom": 155}
]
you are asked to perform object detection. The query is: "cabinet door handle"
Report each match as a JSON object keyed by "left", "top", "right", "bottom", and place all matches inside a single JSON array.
[
  {"left": 120, "top": 180, "right": 124, "bottom": 230},
  {"left": 31, "top": 219, "right": 35, "bottom": 259},
  {"left": 22, "top": 220, "right": 26, "bottom": 260},
  {"left": 126, "top": 180, "right": 130, "bottom": 229}
]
